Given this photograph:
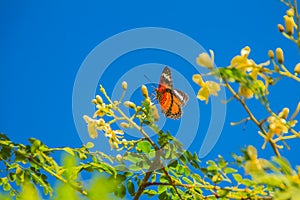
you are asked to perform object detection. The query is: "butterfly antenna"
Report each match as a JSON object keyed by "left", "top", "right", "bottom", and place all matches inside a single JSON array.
[
  {"left": 143, "top": 75, "right": 158, "bottom": 103},
  {"left": 143, "top": 75, "right": 157, "bottom": 89}
]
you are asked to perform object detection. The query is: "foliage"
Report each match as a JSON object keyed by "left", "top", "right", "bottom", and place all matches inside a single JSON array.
[{"left": 0, "top": 0, "right": 300, "bottom": 199}]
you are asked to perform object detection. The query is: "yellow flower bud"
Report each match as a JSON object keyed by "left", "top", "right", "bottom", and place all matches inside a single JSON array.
[
  {"left": 279, "top": 107, "right": 289, "bottom": 119},
  {"left": 268, "top": 50, "right": 274, "bottom": 59},
  {"left": 274, "top": 65, "right": 280, "bottom": 72},
  {"left": 294, "top": 63, "right": 300, "bottom": 75},
  {"left": 141, "top": 85, "right": 149, "bottom": 98},
  {"left": 116, "top": 154, "right": 122, "bottom": 162},
  {"left": 284, "top": 15, "right": 294, "bottom": 35},
  {"left": 96, "top": 95, "right": 103, "bottom": 104},
  {"left": 275, "top": 48, "right": 284, "bottom": 64},
  {"left": 286, "top": 8, "right": 294, "bottom": 17},
  {"left": 91, "top": 99, "right": 97, "bottom": 104},
  {"left": 144, "top": 97, "right": 151, "bottom": 105},
  {"left": 124, "top": 101, "right": 136, "bottom": 109},
  {"left": 99, "top": 85, "right": 105, "bottom": 93},
  {"left": 278, "top": 24, "right": 285, "bottom": 32},
  {"left": 120, "top": 122, "right": 129, "bottom": 128},
  {"left": 122, "top": 81, "right": 127, "bottom": 90}
]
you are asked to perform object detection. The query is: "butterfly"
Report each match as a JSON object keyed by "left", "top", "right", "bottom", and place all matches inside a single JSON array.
[{"left": 155, "top": 67, "right": 189, "bottom": 119}]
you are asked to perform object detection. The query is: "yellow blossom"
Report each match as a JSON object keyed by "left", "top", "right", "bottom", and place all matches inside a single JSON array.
[
  {"left": 192, "top": 74, "right": 205, "bottom": 86},
  {"left": 268, "top": 115, "right": 289, "bottom": 136},
  {"left": 105, "top": 129, "right": 124, "bottom": 149},
  {"left": 93, "top": 104, "right": 111, "bottom": 118},
  {"left": 195, "top": 79, "right": 220, "bottom": 104},
  {"left": 238, "top": 85, "right": 253, "bottom": 99},
  {"left": 83, "top": 115, "right": 98, "bottom": 139},
  {"left": 230, "top": 46, "right": 256, "bottom": 72},
  {"left": 196, "top": 50, "right": 214, "bottom": 70}
]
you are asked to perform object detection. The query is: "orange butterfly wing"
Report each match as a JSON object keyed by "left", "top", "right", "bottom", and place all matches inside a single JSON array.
[{"left": 156, "top": 67, "right": 188, "bottom": 119}]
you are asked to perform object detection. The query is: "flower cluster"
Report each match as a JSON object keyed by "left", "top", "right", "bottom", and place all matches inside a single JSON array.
[
  {"left": 194, "top": 46, "right": 272, "bottom": 103},
  {"left": 83, "top": 115, "right": 124, "bottom": 149},
  {"left": 278, "top": 8, "right": 297, "bottom": 37},
  {"left": 83, "top": 83, "right": 159, "bottom": 150},
  {"left": 230, "top": 46, "right": 271, "bottom": 99},
  {"left": 262, "top": 107, "right": 299, "bottom": 149}
]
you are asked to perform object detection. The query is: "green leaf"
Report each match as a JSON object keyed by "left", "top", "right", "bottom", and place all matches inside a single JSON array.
[
  {"left": 241, "top": 178, "right": 255, "bottom": 186},
  {"left": 77, "top": 151, "right": 87, "bottom": 160},
  {"left": 184, "top": 167, "right": 191, "bottom": 176},
  {"left": 127, "top": 180, "right": 135, "bottom": 196},
  {"left": 232, "top": 173, "right": 243, "bottom": 183},
  {"left": 3, "top": 183, "right": 11, "bottom": 191},
  {"left": 159, "top": 175, "right": 169, "bottom": 183},
  {"left": 217, "top": 155, "right": 227, "bottom": 168},
  {"left": 115, "top": 184, "right": 126, "bottom": 198},
  {"left": 8, "top": 172, "right": 16, "bottom": 182},
  {"left": 114, "top": 165, "right": 128, "bottom": 172},
  {"left": 85, "top": 142, "right": 94, "bottom": 149},
  {"left": 143, "top": 189, "right": 157, "bottom": 197},
  {"left": 137, "top": 141, "right": 151, "bottom": 153},
  {"left": 224, "top": 167, "right": 237, "bottom": 174},
  {"left": 15, "top": 151, "right": 27, "bottom": 162},
  {"left": 55, "top": 183, "right": 78, "bottom": 200},
  {"left": 179, "top": 155, "right": 187, "bottom": 165},
  {"left": 182, "top": 177, "right": 193, "bottom": 184},
  {"left": 129, "top": 164, "right": 141, "bottom": 171},
  {"left": 168, "top": 160, "right": 178, "bottom": 169},
  {"left": 125, "top": 153, "right": 141, "bottom": 163},
  {"left": 30, "top": 139, "right": 42, "bottom": 153},
  {"left": 272, "top": 157, "right": 292, "bottom": 175},
  {"left": 274, "top": 191, "right": 291, "bottom": 200},
  {"left": 218, "top": 189, "right": 230, "bottom": 198},
  {"left": 151, "top": 173, "right": 156, "bottom": 182},
  {"left": 158, "top": 185, "right": 167, "bottom": 194},
  {"left": 159, "top": 191, "right": 170, "bottom": 200},
  {"left": 63, "top": 147, "right": 75, "bottom": 156},
  {"left": 191, "top": 174, "right": 202, "bottom": 183}
]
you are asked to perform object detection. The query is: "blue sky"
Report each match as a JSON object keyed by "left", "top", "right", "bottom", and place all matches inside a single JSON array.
[{"left": 1, "top": 0, "right": 300, "bottom": 197}]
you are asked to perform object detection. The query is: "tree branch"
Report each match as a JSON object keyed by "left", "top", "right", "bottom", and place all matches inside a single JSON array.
[{"left": 223, "top": 79, "right": 281, "bottom": 157}]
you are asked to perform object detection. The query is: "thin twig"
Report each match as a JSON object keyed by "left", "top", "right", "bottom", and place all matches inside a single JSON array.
[{"left": 223, "top": 79, "right": 281, "bottom": 157}]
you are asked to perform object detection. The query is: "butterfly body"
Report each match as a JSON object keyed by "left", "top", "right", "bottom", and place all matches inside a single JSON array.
[{"left": 155, "top": 67, "right": 188, "bottom": 119}]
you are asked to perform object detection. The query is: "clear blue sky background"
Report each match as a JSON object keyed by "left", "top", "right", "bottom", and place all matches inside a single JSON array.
[{"left": 1, "top": 0, "right": 300, "bottom": 198}]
